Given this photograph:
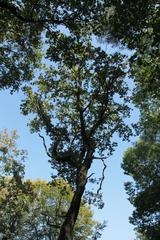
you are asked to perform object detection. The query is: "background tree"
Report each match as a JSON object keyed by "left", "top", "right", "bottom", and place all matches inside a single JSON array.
[
  {"left": 0, "top": 130, "right": 104, "bottom": 240},
  {"left": 122, "top": 127, "right": 160, "bottom": 240},
  {"left": 16, "top": 179, "right": 104, "bottom": 240},
  {"left": 101, "top": 0, "right": 159, "bottom": 48},
  {"left": 102, "top": 6, "right": 160, "bottom": 238},
  {"left": 0, "top": 129, "right": 32, "bottom": 240},
  {"left": 100, "top": 0, "right": 160, "bottom": 112}
]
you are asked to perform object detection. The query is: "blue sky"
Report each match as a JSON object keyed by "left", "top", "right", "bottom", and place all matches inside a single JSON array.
[{"left": 0, "top": 88, "right": 139, "bottom": 240}]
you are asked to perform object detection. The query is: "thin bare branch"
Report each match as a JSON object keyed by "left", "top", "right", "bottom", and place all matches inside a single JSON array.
[
  {"left": 82, "top": 101, "right": 91, "bottom": 113},
  {"left": 93, "top": 156, "right": 107, "bottom": 160},
  {"left": 38, "top": 133, "right": 52, "bottom": 158},
  {"left": 96, "top": 159, "right": 107, "bottom": 196},
  {"left": 75, "top": 81, "right": 88, "bottom": 147},
  {"left": 87, "top": 173, "right": 95, "bottom": 180},
  {"left": 89, "top": 80, "right": 114, "bottom": 137},
  {"left": 37, "top": 99, "right": 55, "bottom": 136}
]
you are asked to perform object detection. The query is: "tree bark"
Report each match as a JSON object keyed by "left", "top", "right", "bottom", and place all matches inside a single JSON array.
[{"left": 57, "top": 151, "right": 93, "bottom": 240}]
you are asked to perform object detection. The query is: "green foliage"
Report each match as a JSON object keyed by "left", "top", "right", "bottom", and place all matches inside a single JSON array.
[
  {"left": 101, "top": 0, "right": 160, "bottom": 108},
  {"left": 0, "top": 2, "right": 134, "bottom": 238},
  {"left": 0, "top": 129, "right": 27, "bottom": 177},
  {"left": 0, "top": 130, "right": 104, "bottom": 240},
  {"left": 17, "top": 17, "right": 132, "bottom": 239},
  {"left": 12, "top": 179, "right": 104, "bottom": 240},
  {"left": 0, "top": 0, "right": 107, "bottom": 91},
  {"left": 21, "top": 32, "right": 131, "bottom": 196},
  {"left": 104, "top": 9, "right": 160, "bottom": 239},
  {"left": 0, "top": 130, "right": 32, "bottom": 239},
  {"left": 19, "top": 19, "right": 132, "bottom": 238},
  {"left": 101, "top": 0, "right": 159, "bottom": 48},
  {"left": 122, "top": 131, "right": 160, "bottom": 240},
  {"left": 135, "top": 233, "right": 149, "bottom": 240},
  {"left": 0, "top": 2, "right": 42, "bottom": 91}
]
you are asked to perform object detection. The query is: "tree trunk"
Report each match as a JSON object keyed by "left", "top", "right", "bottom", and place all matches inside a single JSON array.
[{"left": 57, "top": 156, "right": 92, "bottom": 240}]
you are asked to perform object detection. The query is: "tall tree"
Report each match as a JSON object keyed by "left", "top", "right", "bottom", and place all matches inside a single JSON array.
[
  {"left": 21, "top": 31, "right": 132, "bottom": 239},
  {"left": 122, "top": 129, "right": 160, "bottom": 240},
  {"left": 1, "top": 2, "right": 133, "bottom": 239}
]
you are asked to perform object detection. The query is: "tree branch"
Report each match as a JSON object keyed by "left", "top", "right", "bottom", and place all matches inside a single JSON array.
[
  {"left": 38, "top": 133, "right": 52, "bottom": 158},
  {"left": 96, "top": 159, "right": 107, "bottom": 196},
  {"left": 41, "top": 212, "right": 65, "bottom": 228},
  {"left": 87, "top": 173, "right": 95, "bottom": 180},
  {"left": 37, "top": 99, "right": 55, "bottom": 136},
  {"left": 93, "top": 156, "right": 107, "bottom": 160},
  {"left": 89, "top": 80, "right": 114, "bottom": 136},
  {"left": 75, "top": 81, "right": 89, "bottom": 151}
]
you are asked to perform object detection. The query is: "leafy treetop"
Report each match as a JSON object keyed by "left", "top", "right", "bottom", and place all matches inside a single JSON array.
[{"left": 0, "top": 0, "right": 107, "bottom": 91}]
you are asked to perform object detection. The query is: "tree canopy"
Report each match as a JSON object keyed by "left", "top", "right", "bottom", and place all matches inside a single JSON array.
[
  {"left": 102, "top": 0, "right": 160, "bottom": 111},
  {"left": 0, "top": 178, "right": 104, "bottom": 240},
  {"left": 103, "top": 7, "right": 160, "bottom": 238},
  {"left": 102, "top": 0, "right": 159, "bottom": 48},
  {"left": 0, "top": 0, "right": 106, "bottom": 91}
]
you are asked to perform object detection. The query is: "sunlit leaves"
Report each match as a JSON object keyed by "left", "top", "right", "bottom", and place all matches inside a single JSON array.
[{"left": 0, "top": 129, "right": 27, "bottom": 177}]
